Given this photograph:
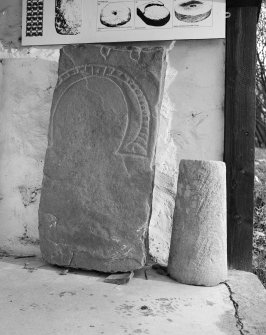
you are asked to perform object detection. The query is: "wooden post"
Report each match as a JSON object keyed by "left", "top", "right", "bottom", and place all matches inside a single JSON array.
[{"left": 224, "top": 4, "right": 258, "bottom": 271}]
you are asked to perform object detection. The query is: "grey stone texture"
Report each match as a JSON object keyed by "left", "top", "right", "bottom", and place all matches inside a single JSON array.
[
  {"left": 39, "top": 44, "right": 167, "bottom": 272},
  {"left": 168, "top": 159, "right": 227, "bottom": 286}
]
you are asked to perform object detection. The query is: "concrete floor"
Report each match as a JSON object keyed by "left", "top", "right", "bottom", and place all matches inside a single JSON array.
[{"left": 0, "top": 256, "right": 265, "bottom": 335}]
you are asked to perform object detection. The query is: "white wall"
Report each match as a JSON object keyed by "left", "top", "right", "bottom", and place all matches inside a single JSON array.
[
  {"left": 0, "top": 56, "right": 58, "bottom": 256},
  {"left": 0, "top": 1, "right": 225, "bottom": 261},
  {"left": 150, "top": 40, "right": 225, "bottom": 264}
]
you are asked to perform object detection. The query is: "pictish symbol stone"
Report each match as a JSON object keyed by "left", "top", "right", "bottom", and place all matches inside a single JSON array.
[{"left": 39, "top": 44, "right": 166, "bottom": 272}]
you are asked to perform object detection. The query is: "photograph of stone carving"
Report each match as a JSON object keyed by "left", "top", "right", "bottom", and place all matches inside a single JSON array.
[
  {"left": 26, "top": 0, "right": 44, "bottom": 37},
  {"left": 22, "top": 0, "right": 225, "bottom": 45},
  {"left": 99, "top": 2, "right": 132, "bottom": 28},
  {"left": 174, "top": 0, "right": 212, "bottom": 23},
  {"left": 136, "top": 0, "right": 171, "bottom": 27},
  {"left": 55, "top": 0, "right": 82, "bottom": 35}
]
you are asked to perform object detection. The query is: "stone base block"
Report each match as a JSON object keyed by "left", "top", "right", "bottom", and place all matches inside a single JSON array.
[{"left": 168, "top": 159, "right": 227, "bottom": 286}]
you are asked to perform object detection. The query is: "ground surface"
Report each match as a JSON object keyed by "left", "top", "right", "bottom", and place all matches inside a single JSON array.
[{"left": 0, "top": 256, "right": 265, "bottom": 335}]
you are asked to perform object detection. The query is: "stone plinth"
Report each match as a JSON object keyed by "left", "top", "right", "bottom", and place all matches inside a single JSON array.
[
  {"left": 39, "top": 44, "right": 166, "bottom": 272},
  {"left": 168, "top": 159, "right": 227, "bottom": 286}
]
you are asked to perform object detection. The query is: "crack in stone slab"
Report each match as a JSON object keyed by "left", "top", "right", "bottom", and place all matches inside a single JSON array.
[
  {"left": 144, "top": 269, "right": 148, "bottom": 280},
  {"left": 223, "top": 281, "right": 246, "bottom": 335},
  {"left": 68, "top": 252, "right": 75, "bottom": 267}
]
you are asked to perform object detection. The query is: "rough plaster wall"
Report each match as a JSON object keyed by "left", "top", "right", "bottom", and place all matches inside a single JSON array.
[
  {"left": 150, "top": 40, "right": 225, "bottom": 265},
  {"left": 0, "top": 58, "right": 58, "bottom": 255},
  {"left": 0, "top": 2, "right": 59, "bottom": 255},
  {"left": 0, "top": 1, "right": 225, "bottom": 259}
]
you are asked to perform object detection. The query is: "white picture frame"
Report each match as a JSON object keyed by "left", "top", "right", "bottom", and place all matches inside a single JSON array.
[{"left": 22, "top": 0, "right": 226, "bottom": 46}]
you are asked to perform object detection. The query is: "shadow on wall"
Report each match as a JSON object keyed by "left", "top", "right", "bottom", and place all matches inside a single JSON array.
[{"left": 0, "top": 0, "right": 22, "bottom": 48}]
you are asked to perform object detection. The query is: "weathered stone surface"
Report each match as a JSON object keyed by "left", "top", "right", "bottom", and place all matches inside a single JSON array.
[
  {"left": 39, "top": 44, "right": 166, "bottom": 272},
  {"left": 168, "top": 159, "right": 227, "bottom": 286}
]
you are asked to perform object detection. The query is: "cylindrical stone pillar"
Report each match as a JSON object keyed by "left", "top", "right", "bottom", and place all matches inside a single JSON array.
[{"left": 168, "top": 159, "right": 227, "bottom": 286}]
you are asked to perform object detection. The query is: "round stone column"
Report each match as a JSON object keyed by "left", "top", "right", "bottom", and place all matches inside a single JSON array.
[{"left": 168, "top": 159, "right": 227, "bottom": 286}]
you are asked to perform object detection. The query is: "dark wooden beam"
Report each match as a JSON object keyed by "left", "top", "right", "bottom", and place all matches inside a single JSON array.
[
  {"left": 227, "top": 0, "right": 261, "bottom": 8},
  {"left": 224, "top": 6, "right": 258, "bottom": 271},
  {"left": 226, "top": 0, "right": 262, "bottom": 21}
]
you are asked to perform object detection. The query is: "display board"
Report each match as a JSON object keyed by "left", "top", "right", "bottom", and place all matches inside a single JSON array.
[{"left": 22, "top": 0, "right": 226, "bottom": 46}]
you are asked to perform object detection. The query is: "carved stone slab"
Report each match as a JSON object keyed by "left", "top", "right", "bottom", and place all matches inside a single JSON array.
[
  {"left": 168, "top": 159, "right": 227, "bottom": 286},
  {"left": 39, "top": 44, "right": 166, "bottom": 272}
]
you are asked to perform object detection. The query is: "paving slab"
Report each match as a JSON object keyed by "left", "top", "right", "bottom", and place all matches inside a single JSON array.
[
  {"left": 227, "top": 270, "right": 266, "bottom": 335},
  {"left": 0, "top": 256, "right": 265, "bottom": 335}
]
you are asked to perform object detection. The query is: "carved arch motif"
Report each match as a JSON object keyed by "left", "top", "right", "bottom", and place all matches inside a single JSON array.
[{"left": 50, "top": 65, "right": 151, "bottom": 157}]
